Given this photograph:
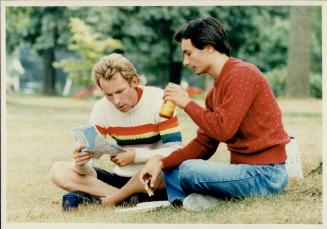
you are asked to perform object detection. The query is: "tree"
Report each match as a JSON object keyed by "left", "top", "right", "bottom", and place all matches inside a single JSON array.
[
  {"left": 286, "top": 7, "right": 311, "bottom": 97},
  {"left": 6, "top": 7, "right": 72, "bottom": 95},
  {"left": 84, "top": 6, "right": 292, "bottom": 87},
  {"left": 106, "top": 6, "right": 206, "bottom": 86},
  {"left": 7, "top": 6, "right": 320, "bottom": 96},
  {"left": 53, "top": 17, "right": 122, "bottom": 87}
]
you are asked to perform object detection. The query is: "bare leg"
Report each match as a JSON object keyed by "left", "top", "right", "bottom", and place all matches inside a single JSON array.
[
  {"left": 50, "top": 161, "right": 118, "bottom": 197},
  {"left": 101, "top": 169, "right": 165, "bottom": 205}
]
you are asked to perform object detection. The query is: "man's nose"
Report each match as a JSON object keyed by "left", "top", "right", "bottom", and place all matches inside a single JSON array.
[
  {"left": 112, "top": 95, "right": 121, "bottom": 105},
  {"left": 183, "top": 57, "right": 189, "bottom": 67}
]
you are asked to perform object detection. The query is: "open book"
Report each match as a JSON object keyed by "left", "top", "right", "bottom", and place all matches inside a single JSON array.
[{"left": 71, "top": 122, "right": 125, "bottom": 159}]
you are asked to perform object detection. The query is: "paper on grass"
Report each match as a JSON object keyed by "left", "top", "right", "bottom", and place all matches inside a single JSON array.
[
  {"left": 71, "top": 122, "right": 125, "bottom": 159},
  {"left": 114, "top": 201, "right": 171, "bottom": 213}
]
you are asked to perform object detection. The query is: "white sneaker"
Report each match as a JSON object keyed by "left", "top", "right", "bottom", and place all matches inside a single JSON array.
[{"left": 183, "top": 193, "right": 221, "bottom": 212}]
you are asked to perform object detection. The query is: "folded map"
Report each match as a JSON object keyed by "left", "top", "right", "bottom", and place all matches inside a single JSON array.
[{"left": 71, "top": 122, "right": 125, "bottom": 159}]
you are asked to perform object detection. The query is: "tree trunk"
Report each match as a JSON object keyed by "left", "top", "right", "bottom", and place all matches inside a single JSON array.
[
  {"left": 42, "top": 47, "right": 56, "bottom": 95},
  {"left": 169, "top": 61, "right": 182, "bottom": 84},
  {"left": 286, "top": 7, "right": 311, "bottom": 97},
  {"left": 167, "top": 35, "right": 182, "bottom": 85}
]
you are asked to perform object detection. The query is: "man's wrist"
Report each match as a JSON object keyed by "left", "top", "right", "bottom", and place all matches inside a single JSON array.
[
  {"left": 181, "top": 98, "right": 192, "bottom": 109},
  {"left": 152, "top": 155, "right": 164, "bottom": 169},
  {"left": 158, "top": 159, "right": 163, "bottom": 170}
]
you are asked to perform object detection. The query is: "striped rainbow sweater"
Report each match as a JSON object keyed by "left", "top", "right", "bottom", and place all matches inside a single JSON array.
[{"left": 87, "top": 86, "right": 183, "bottom": 177}]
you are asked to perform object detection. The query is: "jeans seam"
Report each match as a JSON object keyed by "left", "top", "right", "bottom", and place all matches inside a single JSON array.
[
  {"left": 181, "top": 164, "right": 287, "bottom": 195},
  {"left": 191, "top": 171, "right": 260, "bottom": 188},
  {"left": 191, "top": 171, "right": 276, "bottom": 195}
]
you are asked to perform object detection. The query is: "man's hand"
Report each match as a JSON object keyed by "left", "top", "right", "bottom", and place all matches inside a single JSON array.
[
  {"left": 110, "top": 148, "right": 135, "bottom": 167},
  {"left": 164, "top": 83, "right": 192, "bottom": 109},
  {"left": 73, "top": 145, "right": 94, "bottom": 166},
  {"left": 139, "top": 155, "right": 164, "bottom": 189}
]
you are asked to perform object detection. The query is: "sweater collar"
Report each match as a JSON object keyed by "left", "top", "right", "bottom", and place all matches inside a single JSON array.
[
  {"left": 136, "top": 87, "right": 143, "bottom": 103},
  {"left": 214, "top": 57, "right": 235, "bottom": 87}
]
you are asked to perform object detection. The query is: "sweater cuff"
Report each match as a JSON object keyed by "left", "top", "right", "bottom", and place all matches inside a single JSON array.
[
  {"left": 161, "top": 157, "right": 168, "bottom": 170},
  {"left": 161, "top": 152, "right": 177, "bottom": 170},
  {"left": 184, "top": 101, "right": 200, "bottom": 114}
]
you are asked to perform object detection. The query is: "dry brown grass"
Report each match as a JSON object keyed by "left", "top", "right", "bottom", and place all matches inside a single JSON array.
[{"left": 5, "top": 94, "right": 322, "bottom": 223}]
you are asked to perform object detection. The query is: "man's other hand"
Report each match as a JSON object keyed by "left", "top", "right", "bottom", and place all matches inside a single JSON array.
[{"left": 110, "top": 148, "right": 135, "bottom": 167}]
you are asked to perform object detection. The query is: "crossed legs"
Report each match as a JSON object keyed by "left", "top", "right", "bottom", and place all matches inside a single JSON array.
[
  {"left": 49, "top": 161, "right": 165, "bottom": 205},
  {"left": 101, "top": 169, "right": 165, "bottom": 205},
  {"left": 50, "top": 161, "right": 119, "bottom": 197}
]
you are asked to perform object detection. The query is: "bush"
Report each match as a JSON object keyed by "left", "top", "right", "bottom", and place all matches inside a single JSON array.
[
  {"left": 264, "top": 66, "right": 322, "bottom": 98},
  {"left": 264, "top": 67, "right": 287, "bottom": 97},
  {"left": 309, "top": 72, "right": 322, "bottom": 98}
]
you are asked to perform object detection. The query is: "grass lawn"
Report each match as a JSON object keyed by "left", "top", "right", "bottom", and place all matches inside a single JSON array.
[{"left": 4, "top": 94, "right": 322, "bottom": 223}]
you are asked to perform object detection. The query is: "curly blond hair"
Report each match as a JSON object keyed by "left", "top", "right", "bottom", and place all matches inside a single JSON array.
[{"left": 92, "top": 53, "right": 146, "bottom": 87}]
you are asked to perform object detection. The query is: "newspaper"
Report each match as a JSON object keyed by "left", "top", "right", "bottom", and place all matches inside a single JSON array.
[{"left": 71, "top": 122, "right": 125, "bottom": 159}]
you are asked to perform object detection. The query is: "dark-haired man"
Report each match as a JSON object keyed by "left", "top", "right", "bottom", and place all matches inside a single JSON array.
[{"left": 139, "top": 17, "right": 290, "bottom": 211}]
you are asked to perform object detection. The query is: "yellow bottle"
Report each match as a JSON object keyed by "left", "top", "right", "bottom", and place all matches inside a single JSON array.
[{"left": 159, "top": 100, "right": 175, "bottom": 119}]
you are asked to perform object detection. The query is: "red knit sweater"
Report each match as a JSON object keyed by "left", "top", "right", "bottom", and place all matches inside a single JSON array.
[{"left": 162, "top": 57, "right": 290, "bottom": 169}]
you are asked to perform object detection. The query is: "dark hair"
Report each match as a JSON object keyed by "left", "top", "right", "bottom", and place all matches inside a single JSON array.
[{"left": 174, "top": 17, "right": 231, "bottom": 56}]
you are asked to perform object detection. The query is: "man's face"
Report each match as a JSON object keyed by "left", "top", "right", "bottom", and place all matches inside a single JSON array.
[
  {"left": 181, "top": 39, "right": 210, "bottom": 75},
  {"left": 99, "top": 73, "right": 137, "bottom": 113}
]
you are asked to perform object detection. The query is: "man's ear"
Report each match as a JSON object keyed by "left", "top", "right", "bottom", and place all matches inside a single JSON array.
[
  {"left": 130, "top": 76, "right": 139, "bottom": 87},
  {"left": 204, "top": 44, "right": 215, "bottom": 52}
]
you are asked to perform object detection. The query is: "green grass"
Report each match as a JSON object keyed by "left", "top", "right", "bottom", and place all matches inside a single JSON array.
[{"left": 5, "top": 94, "right": 322, "bottom": 223}]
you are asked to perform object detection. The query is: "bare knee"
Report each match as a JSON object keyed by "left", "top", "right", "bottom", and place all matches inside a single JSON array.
[{"left": 49, "top": 161, "right": 74, "bottom": 190}]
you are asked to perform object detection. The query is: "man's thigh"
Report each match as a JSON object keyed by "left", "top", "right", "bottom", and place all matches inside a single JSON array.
[{"left": 178, "top": 159, "right": 287, "bottom": 199}]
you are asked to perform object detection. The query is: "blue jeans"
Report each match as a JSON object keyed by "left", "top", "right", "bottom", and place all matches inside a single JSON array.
[{"left": 162, "top": 159, "right": 288, "bottom": 203}]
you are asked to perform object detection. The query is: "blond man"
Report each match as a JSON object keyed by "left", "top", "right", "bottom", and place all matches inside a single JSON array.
[{"left": 50, "top": 53, "right": 182, "bottom": 205}]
